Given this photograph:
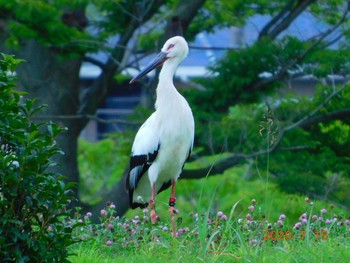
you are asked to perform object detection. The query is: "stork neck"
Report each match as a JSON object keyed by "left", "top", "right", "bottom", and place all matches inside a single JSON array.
[
  {"left": 158, "top": 58, "right": 180, "bottom": 87},
  {"left": 155, "top": 59, "right": 181, "bottom": 111}
]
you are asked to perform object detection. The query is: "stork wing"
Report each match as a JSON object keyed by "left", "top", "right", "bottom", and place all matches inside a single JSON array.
[{"left": 126, "top": 114, "right": 160, "bottom": 206}]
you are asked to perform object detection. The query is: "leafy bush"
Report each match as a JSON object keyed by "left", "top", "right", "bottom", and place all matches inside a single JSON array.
[{"left": 0, "top": 54, "right": 76, "bottom": 262}]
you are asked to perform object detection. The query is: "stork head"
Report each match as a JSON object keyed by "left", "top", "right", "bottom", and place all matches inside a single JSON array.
[
  {"left": 161, "top": 36, "right": 189, "bottom": 61},
  {"left": 129, "top": 36, "right": 188, "bottom": 84}
]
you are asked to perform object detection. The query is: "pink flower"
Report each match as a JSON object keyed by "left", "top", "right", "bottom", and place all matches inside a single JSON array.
[
  {"left": 106, "top": 240, "right": 113, "bottom": 246},
  {"left": 311, "top": 215, "right": 318, "bottom": 221},
  {"left": 321, "top": 209, "right": 327, "bottom": 214},
  {"left": 326, "top": 219, "right": 333, "bottom": 224},
  {"left": 100, "top": 209, "right": 107, "bottom": 217},
  {"left": 217, "top": 211, "right": 223, "bottom": 217},
  {"left": 221, "top": 215, "right": 228, "bottom": 220},
  {"left": 301, "top": 218, "right": 307, "bottom": 224},
  {"left": 248, "top": 205, "right": 254, "bottom": 212},
  {"left": 277, "top": 220, "right": 283, "bottom": 226},
  {"left": 86, "top": 212, "right": 92, "bottom": 217},
  {"left": 279, "top": 214, "right": 286, "bottom": 220},
  {"left": 299, "top": 213, "right": 307, "bottom": 220},
  {"left": 109, "top": 203, "right": 116, "bottom": 209},
  {"left": 107, "top": 223, "right": 114, "bottom": 230},
  {"left": 294, "top": 222, "right": 302, "bottom": 229}
]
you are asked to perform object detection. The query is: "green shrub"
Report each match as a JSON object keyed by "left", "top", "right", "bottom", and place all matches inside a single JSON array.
[{"left": 0, "top": 54, "right": 76, "bottom": 262}]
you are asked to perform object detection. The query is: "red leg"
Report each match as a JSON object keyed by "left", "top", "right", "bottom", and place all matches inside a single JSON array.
[
  {"left": 150, "top": 184, "right": 159, "bottom": 224},
  {"left": 168, "top": 181, "right": 178, "bottom": 236}
]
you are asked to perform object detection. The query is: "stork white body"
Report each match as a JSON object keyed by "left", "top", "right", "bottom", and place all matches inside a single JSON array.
[
  {"left": 131, "top": 80, "right": 194, "bottom": 203},
  {"left": 127, "top": 37, "right": 194, "bottom": 230}
]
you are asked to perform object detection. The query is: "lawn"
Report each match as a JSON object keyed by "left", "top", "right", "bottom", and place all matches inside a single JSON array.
[{"left": 69, "top": 169, "right": 350, "bottom": 263}]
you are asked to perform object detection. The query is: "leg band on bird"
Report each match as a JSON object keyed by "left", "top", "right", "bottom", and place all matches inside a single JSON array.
[
  {"left": 169, "top": 197, "right": 176, "bottom": 207},
  {"left": 168, "top": 181, "right": 177, "bottom": 236}
]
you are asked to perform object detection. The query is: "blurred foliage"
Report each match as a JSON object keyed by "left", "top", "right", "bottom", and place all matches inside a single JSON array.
[
  {"left": 78, "top": 134, "right": 132, "bottom": 205},
  {"left": 186, "top": 80, "right": 350, "bottom": 206},
  {"left": 0, "top": 54, "right": 77, "bottom": 262}
]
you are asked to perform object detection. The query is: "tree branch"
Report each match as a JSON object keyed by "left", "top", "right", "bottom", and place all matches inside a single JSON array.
[
  {"left": 259, "top": 0, "right": 297, "bottom": 39},
  {"left": 173, "top": 0, "right": 206, "bottom": 36},
  {"left": 259, "top": 0, "right": 317, "bottom": 40},
  {"left": 82, "top": 56, "right": 106, "bottom": 70},
  {"left": 300, "top": 108, "right": 350, "bottom": 128},
  {"left": 33, "top": 114, "right": 141, "bottom": 126}
]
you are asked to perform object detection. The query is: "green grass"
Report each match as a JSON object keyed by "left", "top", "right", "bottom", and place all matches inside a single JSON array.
[
  {"left": 70, "top": 241, "right": 350, "bottom": 263},
  {"left": 69, "top": 213, "right": 350, "bottom": 263},
  {"left": 69, "top": 171, "right": 350, "bottom": 263}
]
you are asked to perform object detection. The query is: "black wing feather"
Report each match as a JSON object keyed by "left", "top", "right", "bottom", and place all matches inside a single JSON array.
[{"left": 126, "top": 144, "right": 160, "bottom": 209}]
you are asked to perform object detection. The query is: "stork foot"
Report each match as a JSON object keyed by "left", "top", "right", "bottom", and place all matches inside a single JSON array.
[{"left": 150, "top": 209, "right": 160, "bottom": 224}]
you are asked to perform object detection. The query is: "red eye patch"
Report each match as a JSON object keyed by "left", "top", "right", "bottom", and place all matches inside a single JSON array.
[{"left": 167, "top": 44, "right": 175, "bottom": 50}]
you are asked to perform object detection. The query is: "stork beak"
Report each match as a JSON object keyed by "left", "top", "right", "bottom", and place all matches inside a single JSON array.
[{"left": 129, "top": 51, "right": 168, "bottom": 84}]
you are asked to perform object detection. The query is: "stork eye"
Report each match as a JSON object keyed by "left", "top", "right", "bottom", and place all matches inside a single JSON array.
[{"left": 167, "top": 44, "right": 175, "bottom": 50}]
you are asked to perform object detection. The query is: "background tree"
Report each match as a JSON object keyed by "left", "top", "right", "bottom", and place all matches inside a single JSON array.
[{"left": 1, "top": 0, "right": 350, "bottom": 216}]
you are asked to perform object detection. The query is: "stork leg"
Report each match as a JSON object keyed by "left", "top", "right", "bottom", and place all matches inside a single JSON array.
[
  {"left": 168, "top": 181, "right": 178, "bottom": 237},
  {"left": 150, "top": 184, "right": 159, "bottom": 224}
]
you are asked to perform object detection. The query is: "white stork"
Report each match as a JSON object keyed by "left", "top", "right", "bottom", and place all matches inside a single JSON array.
[{"left": 127, "top": 36, "right": 194, "bottom": 235}]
